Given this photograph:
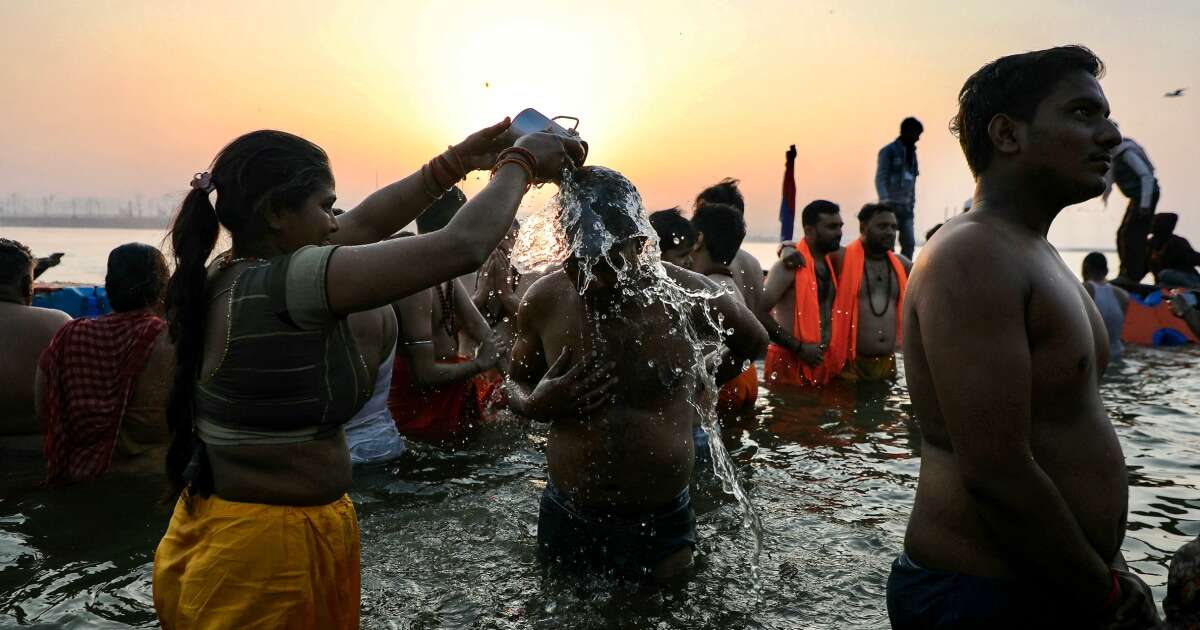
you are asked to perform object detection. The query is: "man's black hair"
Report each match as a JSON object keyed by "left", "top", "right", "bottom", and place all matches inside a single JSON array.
[
  {"left": 691, "top": 203, "right": 745, "bottom": 266},
  {"left": 858, "top": 202, "right": 896, "bottom": 225},
  {"left": 106, "top": 243, "right": 169, "bottom": 312},
  {"left": 563, "top": 166, "right": 644, "bottom": 259},
  {"left": 695, "top": 178, "right": 744, "bottom": 213},
  {"left": 901, "top": 117, "right": 924, "bottom": 135},
  {"left": 0, "top": 238, "right": 34, "bottom": 288},
  {"left": 1082, "top": 251, "right": 1109, "bottom": 277},
  {"left": 951, "top": 45, "right": 1105, "bottom": 177},
  {"left": 416, "top": 186, "right": 467, "bottom": 234},
  {"left": 801, "top": 200, "right": 840, "bottom": 227},
  {"left": 649, "top": 207, "right": 696, "bottom": 250}
]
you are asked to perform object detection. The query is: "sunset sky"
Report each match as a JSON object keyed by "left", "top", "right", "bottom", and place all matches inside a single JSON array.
[{"left": 1, "top": 1, "right": 1197, "bottom": 247}]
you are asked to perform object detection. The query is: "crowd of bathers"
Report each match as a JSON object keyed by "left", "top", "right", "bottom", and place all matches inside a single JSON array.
[{"left": 2, "top": 43, "right": 1200, "bottom": 630}]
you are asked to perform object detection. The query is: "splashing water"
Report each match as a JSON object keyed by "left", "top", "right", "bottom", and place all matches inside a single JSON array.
[{"left": 512, "top": 167, "right": 764, "bottom": 595}]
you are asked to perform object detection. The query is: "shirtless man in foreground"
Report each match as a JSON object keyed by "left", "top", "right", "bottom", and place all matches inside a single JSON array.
[
  {"left": 508, "top": 166, "right": 767, "bottom": 581},
  {"left": 0, "top": 238, "right": 70, "bottom": 442},
  {"left": 889, "top": 45, "right": 1158, "bottom": 628}
]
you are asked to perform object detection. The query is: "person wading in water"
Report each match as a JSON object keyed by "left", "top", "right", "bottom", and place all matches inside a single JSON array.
[{"left": 152, "top": 122, "right": 583, "bottom": 628}]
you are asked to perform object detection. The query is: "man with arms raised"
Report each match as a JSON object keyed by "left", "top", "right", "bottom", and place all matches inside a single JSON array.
[
  {"left": 509, "top": 166, "right": 767, "bottom": 581},
  {"left": 761, "top": 201, "right": 844, "bottom": 386},
  {"left": 827, "top": 203, "right": 911, "bottom": 382},
  {"left": 889, "top": 46, "right": 1157, "bottom": 628},
  {"left": 0, "top": 238, "right": 70, "bottom": 446}
]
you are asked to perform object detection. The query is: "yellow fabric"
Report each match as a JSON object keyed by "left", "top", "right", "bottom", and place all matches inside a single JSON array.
[
  {"left": 153, "top": 491, "right": 360, "bottom": 630},
  {"left": 837, "top": 353, "right": 897, "bottom": 382}
]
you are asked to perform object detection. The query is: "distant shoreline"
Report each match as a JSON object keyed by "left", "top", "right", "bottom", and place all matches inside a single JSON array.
[{"left": 0, "top": 216, "right": 170, "bottom": 230}]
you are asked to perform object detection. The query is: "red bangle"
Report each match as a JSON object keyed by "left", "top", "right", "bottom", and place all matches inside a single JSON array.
[
  {"left": 1101, "top": 571, "right": 1121, "bottom": 612},
  {"left": 446, "top": 145, "right": 468, "bottom": 177},
  {"left": 492, "top": 157, "right": 534, "bottom": 190},
  {"left": 497, "top": 147, "right": 539, "bottom": 178}
]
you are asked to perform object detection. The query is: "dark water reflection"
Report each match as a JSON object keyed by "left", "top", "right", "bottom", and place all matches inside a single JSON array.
[{"left": 1, "top": 345, "right": 1197, "bottom": 628}]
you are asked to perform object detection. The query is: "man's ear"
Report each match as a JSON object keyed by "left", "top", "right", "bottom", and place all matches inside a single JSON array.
[
  {"left": 987, "top": 113, "right": 1021, "bottom": 158},
  {"left": 692, "top": 233, "right": 706, "bottom": 254}
]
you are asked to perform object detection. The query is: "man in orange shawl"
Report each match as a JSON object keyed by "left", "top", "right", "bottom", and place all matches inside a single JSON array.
[
  {"left": 762, "top": 200, "right": 846, "bottom": 386},
  {"left": 827, "top": 204, "right": 912, "bottom": 382}
]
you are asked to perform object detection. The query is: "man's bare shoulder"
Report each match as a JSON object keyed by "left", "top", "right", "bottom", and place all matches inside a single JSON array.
[
  {"left": 5, "top": 305, "right": 72, "bottom": 337},
  {"left": 909, "top": 216, "right": 1029, "bottom": 314},
  {"left": 663, "top": 262, "right": 719, "bottom": 292},
  {"left": 733, "top": 248, "right": 763, "bottom": 274},
  {"left": 520, "top": 269, "right": 573, "bottom": 313}
]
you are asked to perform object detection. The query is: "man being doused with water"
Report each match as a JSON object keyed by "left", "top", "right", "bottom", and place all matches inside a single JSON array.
[
  {"left": 889, "top": 46, "right": 1158, "bottom": 628},
  {"left": 507, "top": 166, "right": 768, "bottom": 581}
]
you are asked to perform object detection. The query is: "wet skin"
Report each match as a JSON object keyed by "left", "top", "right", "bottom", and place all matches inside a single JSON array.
[
  {"left": 901, "top": 71, "right": 1155, "bottom": 622},
  {"left": 509, "top": 255, "right": 766, "bottom": 576},
  {"left": 0, "top": 289, "right": 70, "bottom": 436}
]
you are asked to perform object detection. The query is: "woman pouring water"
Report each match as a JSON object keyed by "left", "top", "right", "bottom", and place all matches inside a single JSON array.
[{"left": 152, "top": 120, "right": 584, "bottom": 629}]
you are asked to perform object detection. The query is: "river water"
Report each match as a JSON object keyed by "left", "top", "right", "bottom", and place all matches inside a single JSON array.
[
  {"left": 1, "top": 226, "right": 1196, "bottom": 628},
  {"left": 2, "top": 347, "right": 1197, "bottom": 628}
]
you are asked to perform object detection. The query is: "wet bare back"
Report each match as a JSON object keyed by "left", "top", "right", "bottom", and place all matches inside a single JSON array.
[{"left": 902, "top": 213, "right": 1127, "bottom": 577}]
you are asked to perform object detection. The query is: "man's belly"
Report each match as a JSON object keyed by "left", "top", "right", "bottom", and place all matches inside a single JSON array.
[
  {"left": 907, "top": 423, "right": 1128, "bottom": 577},
  {"left": 547, "top": 405, "right": 695, "bottom": 514}
]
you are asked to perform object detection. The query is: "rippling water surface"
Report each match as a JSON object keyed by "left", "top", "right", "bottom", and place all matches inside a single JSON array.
[{"left": 2, "top": 345, "right": 1197, "bottom": 628}]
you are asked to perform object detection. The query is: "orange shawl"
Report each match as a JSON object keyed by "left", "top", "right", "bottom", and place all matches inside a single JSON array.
[
  {"left": 827, "top": 239, "right": 908, "bottom": 371},
  {"left": 765, "top": 239, "right": 839, "bottom": 386}
]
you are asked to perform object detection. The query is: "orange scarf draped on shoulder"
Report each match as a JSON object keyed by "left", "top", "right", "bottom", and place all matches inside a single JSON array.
[
  {"left": 827, "top": 239, "right": 908, "bottom": 371},
  {"left": 766, "top": 239, "right": 839, "bottom": 386}
]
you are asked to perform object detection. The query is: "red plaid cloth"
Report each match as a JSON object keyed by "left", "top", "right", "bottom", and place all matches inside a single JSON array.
[{"left": 39, "top": 311, "right": 167, "bottom": 484}]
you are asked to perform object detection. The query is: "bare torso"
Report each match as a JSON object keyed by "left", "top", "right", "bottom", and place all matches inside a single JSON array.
[
  {"left": 525, "top": 271, "right": 700, "bottom": 514},
  {"left": 856, "top": 255, "right": 902, "bottom": 357},
  {"left": 903, "top": 216, "right": 1127, "bottom": 577},
  {"left": 0, "top": 303, "right": 69, "bottom": 435}
]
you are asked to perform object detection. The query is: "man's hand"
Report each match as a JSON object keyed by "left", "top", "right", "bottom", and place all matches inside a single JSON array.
[
  {"left": 512, "top": 133, "right": 587, "bottom": 183},
  {"left": 1104, "top": 569, "right": 1160, "bottom": 629},
  {"left": 475, "top": 333, "right": 505, "bottom": 372},
  {"left": 780, "top": 247, "right": 807, "bottom": 271},
  {"left": 786, "top": 144, "right": 797, "bottom": 161},
  {"left": 797, "top": 343, "right": 825, "bottom": 366},
  {"left": 524, "top": 349, "right": 617, "bottom": 420}
]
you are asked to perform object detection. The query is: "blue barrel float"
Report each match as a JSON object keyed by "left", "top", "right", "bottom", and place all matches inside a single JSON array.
[{"left": 32, "top": 284, "right": 111, "bottom": 319}]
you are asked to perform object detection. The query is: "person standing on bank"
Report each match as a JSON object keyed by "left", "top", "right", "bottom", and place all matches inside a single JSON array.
[
  {"left": 875, "top": 117, "right": 923, "bottom": 260},
  {"left": 889, "top": 46, "right": 1158, "bottom": 628},
  {"left": 151, "top": 122, "right": 583, "bottom": 629}
]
